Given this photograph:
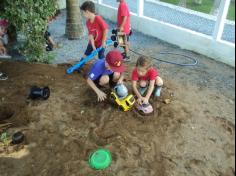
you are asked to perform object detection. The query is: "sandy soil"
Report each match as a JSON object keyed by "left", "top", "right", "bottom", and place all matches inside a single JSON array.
[{"left": 0, "top": 52, "right": 235, "bottom": 176}]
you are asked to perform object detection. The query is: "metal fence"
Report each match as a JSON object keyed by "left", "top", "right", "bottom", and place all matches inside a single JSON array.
[{"left": 102, "top": 0, "right": 235, "bottom": 43}]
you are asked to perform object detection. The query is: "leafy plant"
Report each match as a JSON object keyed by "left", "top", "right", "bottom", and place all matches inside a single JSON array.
[
  {"left": 0, "top": 132, "right": 10, "bottom": 146},
  {"left": 2, "top": 0, "right": 58, "bottom": 63}
]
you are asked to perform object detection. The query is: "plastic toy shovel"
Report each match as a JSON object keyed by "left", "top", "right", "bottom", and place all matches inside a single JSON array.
[{"left": 66, "top": 39, "right": 113, "bottom": 74}]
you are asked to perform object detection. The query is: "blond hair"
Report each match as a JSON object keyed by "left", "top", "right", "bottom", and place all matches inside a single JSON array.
[{"left": 136, "top": 55, "right": 153, "bottom": 68}]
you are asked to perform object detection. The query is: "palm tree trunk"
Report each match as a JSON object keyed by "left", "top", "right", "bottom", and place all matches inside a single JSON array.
[{"left": 66, "top": 0, "right": 84, "bottom": 39}]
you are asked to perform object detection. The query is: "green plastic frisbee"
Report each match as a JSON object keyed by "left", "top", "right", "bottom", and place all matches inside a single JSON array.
[{"left": 88, "top": 149, "right": 112, "bottom": 170}]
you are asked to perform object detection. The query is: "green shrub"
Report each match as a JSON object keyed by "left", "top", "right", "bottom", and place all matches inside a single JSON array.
[{"left": 2, "top": 0, "right": 57, "bottom": 63}]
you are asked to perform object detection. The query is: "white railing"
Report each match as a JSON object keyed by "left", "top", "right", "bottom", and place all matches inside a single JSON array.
[
  {"left": 57, "top": 0, "right": 235, "bottom": 66},
  {"left": 213, "top": 0, "right": 231, "bottom": 41},
  {"left": 96, "top": 0, "right": 235, "bottom": 67}
]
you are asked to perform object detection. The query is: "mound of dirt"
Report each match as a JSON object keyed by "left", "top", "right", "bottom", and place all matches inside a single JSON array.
[{"left": 0, "top": 60, "right": 235, "bottom": 176}]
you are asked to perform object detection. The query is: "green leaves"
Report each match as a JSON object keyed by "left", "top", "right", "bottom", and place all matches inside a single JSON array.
[{"left": 2, "top": 0, "right": 57, "bottom": 62}]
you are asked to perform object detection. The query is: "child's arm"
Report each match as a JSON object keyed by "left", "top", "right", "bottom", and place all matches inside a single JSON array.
[
  {"left": 117, "top": 73, "right": 125, "bottom": 84},
  {"left": 101, "top": 29, "right": 108, "bottom": 48},
  {"left": 145, "top": 80, "right": 155, "bottom": 102},
  {"left": 89, "top": 34, "right": 96, "bottom": 51},
  {"left": 132, "top": 81, "right": 143, "bottom": 104},
  {"left": 87, "top": 77, "right": 107, "bottom": 102}
]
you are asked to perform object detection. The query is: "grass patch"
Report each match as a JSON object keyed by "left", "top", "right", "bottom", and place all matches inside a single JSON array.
[
  {"left": 227, "top": 1, "right": 235, "bottom": 21},
  {"left": 160, "top": 0, "right": 179, "bottom": 5},
  {"left": 159, "top": 0, "right": 235, "bottom": 21},
  {"left": 186, "top": 0, "right": 214, "bottom": 14}
]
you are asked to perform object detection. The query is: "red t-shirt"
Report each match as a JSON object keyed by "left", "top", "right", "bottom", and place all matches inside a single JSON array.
[
  {"left": 117, "top": 1, "right": 131, "bottom": 35},
  {"left": 86, "top": 15, "right": 109, "bottom": 48},
  {"left": 131, "top": 67, "right": 158, "bottom": 81}
]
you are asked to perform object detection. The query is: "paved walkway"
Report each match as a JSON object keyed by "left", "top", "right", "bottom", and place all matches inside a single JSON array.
[
  {"left": 49, "top": 10, "right": 195, "bottom": 64},
  {"left": 102, "top": 0, "right": 235, "bottom": 43}
]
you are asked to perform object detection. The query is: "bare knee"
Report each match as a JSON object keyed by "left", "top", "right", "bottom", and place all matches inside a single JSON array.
[
  {"left": 112, "top": 72, "right": 121, "bottom": 82},
  {"left": 139, "top": 80, "right": 147, "bottom": 87},
  {"left": 99, "top": 75, "right": 109, "bottom": 86},
  {"left": 155, "top": 76, "right": 163, "bottom": 86}
]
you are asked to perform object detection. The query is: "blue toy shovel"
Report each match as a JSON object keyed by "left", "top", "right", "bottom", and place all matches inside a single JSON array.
[{"left": 66, "top": 39, "right": 113, "bottom": 74}]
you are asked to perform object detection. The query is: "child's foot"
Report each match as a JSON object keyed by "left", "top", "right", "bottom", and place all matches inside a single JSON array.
[
  {"left": 46, "top": 45, "right": 53, "bottom": 51},
  {"left": 154, "top": 86, "right": 162, "bottom": 97},
  {"left": 123, "top": 56, "right": 131, "bottom": 62},
  {"left": 122, "top": 52, "right": 131, "bottom": 62},
  {"left": 0, "top": 72, "right": 8, "bottom": 80},
  {"left": 139, "top": 86, "right": 147, "bottom": 95}
]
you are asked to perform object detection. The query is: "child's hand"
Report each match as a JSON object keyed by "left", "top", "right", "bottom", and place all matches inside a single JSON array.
[
  {"left": 142, "top": 97, "right": 149, "bottom": 105},
  {"left": 97, "top": 90, "right": 107, "bottom": 102},
  {"left": 101, "top": 42, "right": 106, "bottom": 49},
  {"left": 137, "top": 98, "right": 143, "bottom": 105},
  {"left": 137, "top": 97, "right": 149, "bottom": 105},
  {"left": 117, "top": 79, "right": 123, "bottom": 85}
]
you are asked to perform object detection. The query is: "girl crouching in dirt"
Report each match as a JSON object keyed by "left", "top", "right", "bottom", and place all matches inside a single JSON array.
[{"left": 131, "top": 55, "right": 163, "bottom": 105}]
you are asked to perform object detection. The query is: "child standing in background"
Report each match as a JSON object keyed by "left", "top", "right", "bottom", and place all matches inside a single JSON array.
[
  {"left": 117, "top": 0, "right": 131, "bottom": 62},
  {"left": 80, "top": 1, "right": 109, "bottom": 60}
]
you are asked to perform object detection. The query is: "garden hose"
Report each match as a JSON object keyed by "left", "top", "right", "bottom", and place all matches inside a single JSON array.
[{"left": 129, "top": 48, "right": 198, "bottom": 66}]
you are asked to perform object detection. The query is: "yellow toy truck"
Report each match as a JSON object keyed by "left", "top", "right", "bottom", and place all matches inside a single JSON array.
[{"left": 110, "top": 91, "right": 135, "bottom": 112}]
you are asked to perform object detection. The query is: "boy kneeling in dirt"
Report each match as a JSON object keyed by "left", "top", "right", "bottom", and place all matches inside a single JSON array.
[{"left": 87, "top": 50, "right": 125, "bottom": 102}]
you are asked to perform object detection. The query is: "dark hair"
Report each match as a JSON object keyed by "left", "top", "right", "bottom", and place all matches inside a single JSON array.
[
  {"left": 80, "top": 1, "right": 95, "bottom": 13},
  {"left": 136, "top": 55, "right": 153, "bottom": 68}
]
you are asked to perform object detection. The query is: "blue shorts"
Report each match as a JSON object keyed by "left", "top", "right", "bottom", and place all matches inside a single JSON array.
[{"left": 84, "top": 43, "right": 105, "bottom": 60}]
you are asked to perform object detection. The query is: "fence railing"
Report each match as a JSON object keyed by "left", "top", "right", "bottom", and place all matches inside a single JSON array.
[{"left": 96, "top": 0, "right": 235, "bottom": 66}]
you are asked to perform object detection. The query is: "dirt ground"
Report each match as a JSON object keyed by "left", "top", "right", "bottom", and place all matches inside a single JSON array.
[{"left": 0, "top": 50, "right": 235, "bottom": 176}]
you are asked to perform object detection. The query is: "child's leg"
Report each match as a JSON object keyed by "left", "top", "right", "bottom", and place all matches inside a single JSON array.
[
  {"left": 108, "top": 73, "right": 120, "bottom": 88},
  {"left": 112, "top": 72, "right": 121, "bottom": 82},
  {"left": 0, "top": 40, "right": 6, "bottom": 55},
  {"left": 98, "top": 47, "right": 105, "bottom": 59},
  {"left": 124, "top": 35, "right": 129, "bottom": 56},
  {"left": 139, "top": 80, "right": 148, "bottom": 95},
  {"left": 48, "top": 36, "right": 56, "bottom": 47},
  {"left": 81, "top": 44, "right": 94, "bottom": 61},
  {"left": 0, "top": 46, "right": 6, "bottom": 55},
  {"left": 122, "top": 35, "right": 131, "bottom": 62},
  {"left": 99, "top": 75, "right": 110, "bottom": 86},
  {"left": 154, "top": 76, "right": 163, "bottom": 97}
]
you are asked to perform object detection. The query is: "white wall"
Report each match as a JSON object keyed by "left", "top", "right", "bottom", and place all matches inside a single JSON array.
[
  {"left": 97, "top": 4, "right": 235, "bottom": 67},
  {"left": 57, "top": 0, "right": 235, "bottom": 67}
]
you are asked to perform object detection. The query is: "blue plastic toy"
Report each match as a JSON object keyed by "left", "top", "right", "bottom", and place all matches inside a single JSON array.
[{"left": 66, "top": 39, "right": 113, "bottom": 74}]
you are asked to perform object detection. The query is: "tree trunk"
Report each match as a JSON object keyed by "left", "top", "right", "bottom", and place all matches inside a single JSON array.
[{"left": 66, "top": 0, "right": 84, "bottom": 40}]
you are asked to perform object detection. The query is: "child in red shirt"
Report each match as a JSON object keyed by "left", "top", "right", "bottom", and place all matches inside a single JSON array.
[
  {"left": 117, "top": 0, "right": 131, "bottom": 62},
  {"left": 80, "top": 1, "right": 109, "bottom": 60},
  {"left": 132, "top": 56, "right": 163, "bottom": 105}
]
